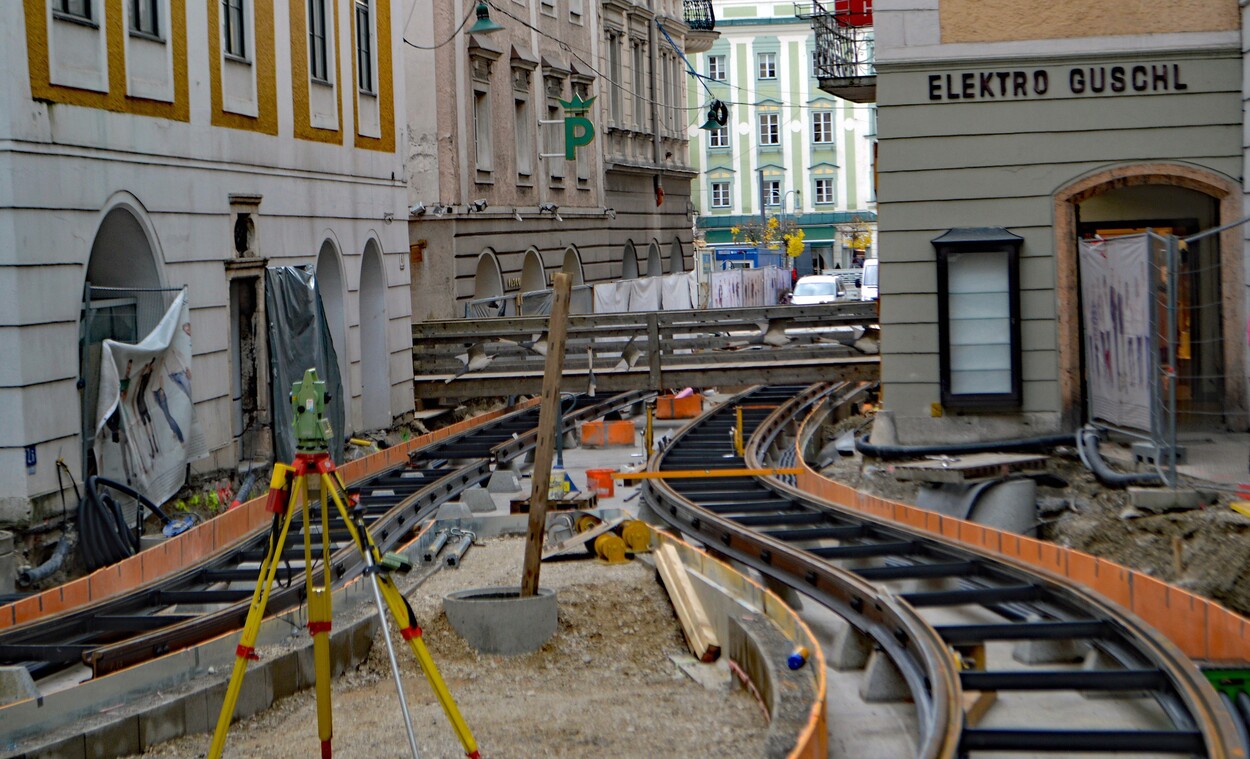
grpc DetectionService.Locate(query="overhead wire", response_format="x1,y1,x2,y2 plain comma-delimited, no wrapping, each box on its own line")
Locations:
402,2,476,50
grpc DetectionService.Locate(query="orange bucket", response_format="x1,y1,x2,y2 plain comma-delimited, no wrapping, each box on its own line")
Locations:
586,468,616,498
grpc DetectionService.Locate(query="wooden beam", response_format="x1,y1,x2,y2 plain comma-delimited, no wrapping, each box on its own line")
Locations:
612,468,802,479
655,542,720,662
521,273,573,598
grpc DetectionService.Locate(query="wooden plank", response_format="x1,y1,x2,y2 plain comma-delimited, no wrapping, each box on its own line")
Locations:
612,468,802,480
521,273,574,598
655,543,720,662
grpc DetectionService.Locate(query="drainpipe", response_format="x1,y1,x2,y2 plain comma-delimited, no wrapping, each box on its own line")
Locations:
648,22,663,182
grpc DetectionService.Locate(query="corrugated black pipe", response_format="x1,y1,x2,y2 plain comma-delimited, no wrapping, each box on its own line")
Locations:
1077,428,1164,488
17,529,74,588
855,432,1075,461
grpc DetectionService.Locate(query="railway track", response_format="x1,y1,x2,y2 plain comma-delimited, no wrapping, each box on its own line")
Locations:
0,391,650,684
642,383,1245,757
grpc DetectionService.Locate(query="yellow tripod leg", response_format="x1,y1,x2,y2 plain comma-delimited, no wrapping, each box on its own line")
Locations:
325,480,481,759
207,475,302,759
309,475,334,758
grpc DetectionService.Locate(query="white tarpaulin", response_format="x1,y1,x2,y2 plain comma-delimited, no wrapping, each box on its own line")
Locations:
94,290,205,504
710,269,743,308
1079,235,1153,431
659,272,694,310
593,281,630,313
627,276,661,311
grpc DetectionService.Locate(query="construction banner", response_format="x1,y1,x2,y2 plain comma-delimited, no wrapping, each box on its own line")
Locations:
1078,235,1153,432
94,289,206,505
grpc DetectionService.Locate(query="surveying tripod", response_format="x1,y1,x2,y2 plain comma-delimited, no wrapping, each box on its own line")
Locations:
209,369,480,759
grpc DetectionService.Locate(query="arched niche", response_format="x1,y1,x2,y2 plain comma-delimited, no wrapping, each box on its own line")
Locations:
87,206,162,289
646,240,662,276
622,241,639,280
521,249,547,292
560,247,584,285
473,250,504,299
669,238,685,273
315,238,349,423
359,240,390,430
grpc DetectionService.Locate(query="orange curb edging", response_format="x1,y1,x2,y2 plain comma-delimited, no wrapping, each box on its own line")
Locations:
793,465,1250,664
0,400,539,631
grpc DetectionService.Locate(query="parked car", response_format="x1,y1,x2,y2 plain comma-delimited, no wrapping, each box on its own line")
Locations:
860,258,879,301
790,274,846,305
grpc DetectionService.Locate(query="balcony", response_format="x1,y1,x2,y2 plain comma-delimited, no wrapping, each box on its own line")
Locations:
797,0,876,103
682,0,718,54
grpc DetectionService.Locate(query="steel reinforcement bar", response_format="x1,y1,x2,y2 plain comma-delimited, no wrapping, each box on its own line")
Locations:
642,382,1245,757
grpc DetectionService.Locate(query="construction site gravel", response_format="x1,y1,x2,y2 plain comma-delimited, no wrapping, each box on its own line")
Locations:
124,537,770,759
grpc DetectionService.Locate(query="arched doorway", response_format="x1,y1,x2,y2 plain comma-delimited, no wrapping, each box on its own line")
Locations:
521,249,546,292
622,241,639,280
359,240,389,430
561,247,585,284
646,241,662,276
315,239,349,426
669,239,685,273
81,202,166,476
1054,163,1244,429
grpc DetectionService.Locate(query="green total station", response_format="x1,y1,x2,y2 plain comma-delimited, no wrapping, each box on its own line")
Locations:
291,368,333,452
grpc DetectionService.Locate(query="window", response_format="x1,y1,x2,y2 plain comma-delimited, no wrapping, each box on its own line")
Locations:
130,0,159,36
546,102,564,184
574,82,591,183
223,0,246,58
474,89,493,173
757,52,776,80
758,113,779,145
515,96,533,177
711,182,730,208
812,111,834,144
355,0,372,92
308,0,329,82
933,228,1024,408
708,55,726,81
814,178,835,204
55,0,92,22
764,181,781,206
607,32,622,125
708,126,728,148
569,0,582,20
632,41,646,130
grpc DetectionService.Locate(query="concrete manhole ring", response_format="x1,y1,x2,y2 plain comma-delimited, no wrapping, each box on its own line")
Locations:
442,586,558,655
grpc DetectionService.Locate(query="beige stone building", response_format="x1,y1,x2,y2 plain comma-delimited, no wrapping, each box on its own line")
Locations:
403,0,716,320
821,0,1247,443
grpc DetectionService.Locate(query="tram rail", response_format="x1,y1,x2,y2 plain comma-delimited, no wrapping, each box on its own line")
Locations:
642,383,1245,757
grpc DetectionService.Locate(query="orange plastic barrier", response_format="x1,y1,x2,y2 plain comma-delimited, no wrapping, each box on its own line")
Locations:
581,420,635,447
656,394,702,419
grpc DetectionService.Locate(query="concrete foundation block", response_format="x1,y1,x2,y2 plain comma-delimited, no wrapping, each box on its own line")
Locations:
269,649,301,700
1012,615,1089,664
867,410,897,447
486,469,521,493
84,715,141,758
830,625,874,671
1128,487,1204,513
0,664,39,706
26,734,87,759
138,697,186,749
0,529,14,595
434,501,473,522
858,649,909,702
461,487,497,513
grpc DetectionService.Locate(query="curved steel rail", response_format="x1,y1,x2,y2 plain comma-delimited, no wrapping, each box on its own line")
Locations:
0,391,651,681
644,383,1245,757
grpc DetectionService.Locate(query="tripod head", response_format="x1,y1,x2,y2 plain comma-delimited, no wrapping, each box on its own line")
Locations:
291,368,333,453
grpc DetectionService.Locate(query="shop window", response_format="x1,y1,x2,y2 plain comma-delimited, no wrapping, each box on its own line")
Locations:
933,227,1023,408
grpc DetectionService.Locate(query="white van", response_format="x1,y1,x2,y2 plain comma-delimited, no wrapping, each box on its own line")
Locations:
860,258,879,301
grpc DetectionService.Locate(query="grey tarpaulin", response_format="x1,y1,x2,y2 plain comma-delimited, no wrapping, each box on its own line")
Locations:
265,266,345,464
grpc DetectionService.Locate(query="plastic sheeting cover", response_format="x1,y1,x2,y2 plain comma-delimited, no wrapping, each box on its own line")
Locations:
265,266,346,464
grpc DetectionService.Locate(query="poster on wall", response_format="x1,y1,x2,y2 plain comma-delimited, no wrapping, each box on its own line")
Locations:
94,289,206,505
1078,235,1153,432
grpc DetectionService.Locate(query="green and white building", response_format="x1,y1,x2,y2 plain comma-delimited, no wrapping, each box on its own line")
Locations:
686,1,878,274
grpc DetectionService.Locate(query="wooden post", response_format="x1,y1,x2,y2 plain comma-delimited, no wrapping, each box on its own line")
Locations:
646,312,661,390
521,273,573,597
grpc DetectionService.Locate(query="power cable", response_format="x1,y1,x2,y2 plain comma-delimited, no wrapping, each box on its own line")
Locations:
402,2,476,50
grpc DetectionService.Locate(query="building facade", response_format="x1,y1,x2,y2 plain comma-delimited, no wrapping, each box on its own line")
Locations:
403,0,714,321
2,0,414,526
859,0,1245,442
687,0,877,275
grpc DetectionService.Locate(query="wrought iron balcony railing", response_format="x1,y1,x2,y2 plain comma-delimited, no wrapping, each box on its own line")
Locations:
684,0,715,31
